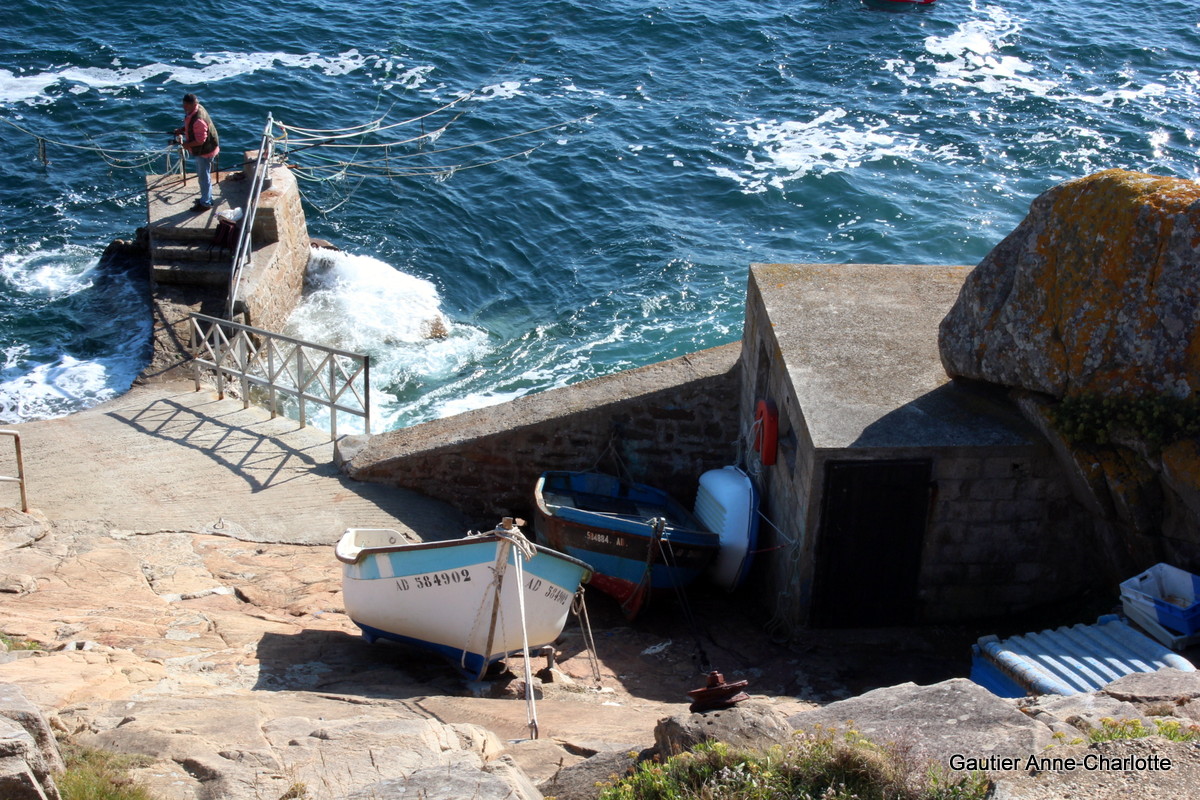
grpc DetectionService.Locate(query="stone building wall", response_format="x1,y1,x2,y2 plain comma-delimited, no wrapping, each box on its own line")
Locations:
737,272,817,632
739,264,1100,637
341,344,743,523
919,446,1095,621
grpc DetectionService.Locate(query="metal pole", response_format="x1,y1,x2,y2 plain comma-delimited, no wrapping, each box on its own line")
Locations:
215,328,226,400
191,317,202,392
268,342,277,419
363,355,371,435
237,333,250,410
329,357,338,440
12,434,27,513
296,346,306,429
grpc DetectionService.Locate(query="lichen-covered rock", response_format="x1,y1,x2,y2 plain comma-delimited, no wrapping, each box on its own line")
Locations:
654,702,794,758
940,170,1200,399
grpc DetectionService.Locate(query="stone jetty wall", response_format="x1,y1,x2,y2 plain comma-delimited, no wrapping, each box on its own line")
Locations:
338,343,743,523
235,154,310,333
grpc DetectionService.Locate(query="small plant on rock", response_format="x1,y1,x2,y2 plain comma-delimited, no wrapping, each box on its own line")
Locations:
1083,716,1200,743
0,631,41,651
597,727,990,800
57,741,156,800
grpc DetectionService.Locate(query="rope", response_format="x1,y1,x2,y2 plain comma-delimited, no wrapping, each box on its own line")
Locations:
276,91,477,141
1,118,177,169
461,528,512,677
492,520,538,560
510,545,539,739
571,588,603,686
655,534,712,673
621,516,665,617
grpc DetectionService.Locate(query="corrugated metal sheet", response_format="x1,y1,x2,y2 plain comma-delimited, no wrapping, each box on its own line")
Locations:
971,614,1196,697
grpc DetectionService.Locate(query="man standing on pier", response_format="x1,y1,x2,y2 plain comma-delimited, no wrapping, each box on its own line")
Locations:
174,93,220,212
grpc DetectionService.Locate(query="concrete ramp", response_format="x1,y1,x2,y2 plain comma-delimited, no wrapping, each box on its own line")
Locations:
2,381,469,545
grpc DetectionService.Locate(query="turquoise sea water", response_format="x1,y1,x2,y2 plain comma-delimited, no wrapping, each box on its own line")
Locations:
1,0,1198,429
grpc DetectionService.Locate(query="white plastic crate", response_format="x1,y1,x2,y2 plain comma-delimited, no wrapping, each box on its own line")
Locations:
1120,563,1200,636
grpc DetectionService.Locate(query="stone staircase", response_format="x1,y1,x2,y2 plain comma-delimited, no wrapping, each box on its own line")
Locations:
145,170,250,289
150,226,234,287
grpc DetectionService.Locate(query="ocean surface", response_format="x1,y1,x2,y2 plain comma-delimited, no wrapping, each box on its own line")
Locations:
1,0,1198,431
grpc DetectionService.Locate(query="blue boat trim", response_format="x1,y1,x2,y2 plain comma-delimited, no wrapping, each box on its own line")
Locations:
354,620,493,678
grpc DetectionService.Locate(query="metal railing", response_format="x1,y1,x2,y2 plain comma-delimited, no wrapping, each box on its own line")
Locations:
226,114,276,318
188,312,371,439
0,430,29,512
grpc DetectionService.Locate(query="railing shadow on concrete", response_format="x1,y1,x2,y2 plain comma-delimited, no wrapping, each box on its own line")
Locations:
188,312,371,441
105,390,467,541
111,395,333,494
0,430,29,511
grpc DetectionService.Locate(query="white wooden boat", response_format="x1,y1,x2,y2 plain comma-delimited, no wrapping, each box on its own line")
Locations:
336,519,593,680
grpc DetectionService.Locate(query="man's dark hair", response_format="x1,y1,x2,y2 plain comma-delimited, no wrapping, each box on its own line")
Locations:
182,92,198,104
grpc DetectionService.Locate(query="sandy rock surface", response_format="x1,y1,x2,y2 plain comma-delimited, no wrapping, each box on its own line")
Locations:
0,510,827,798
5,507,1200,799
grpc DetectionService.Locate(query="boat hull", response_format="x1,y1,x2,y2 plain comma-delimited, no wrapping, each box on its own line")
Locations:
694,466,760,591
533,471,719,617
337,529,592,679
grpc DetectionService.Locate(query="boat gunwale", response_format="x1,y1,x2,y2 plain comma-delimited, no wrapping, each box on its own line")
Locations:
336,529,594,576
533,470,718,547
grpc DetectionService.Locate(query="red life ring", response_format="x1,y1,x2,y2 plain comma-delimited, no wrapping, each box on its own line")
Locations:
753,399,778,466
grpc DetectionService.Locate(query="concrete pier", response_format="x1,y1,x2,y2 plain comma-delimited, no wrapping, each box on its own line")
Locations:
141,153,311,378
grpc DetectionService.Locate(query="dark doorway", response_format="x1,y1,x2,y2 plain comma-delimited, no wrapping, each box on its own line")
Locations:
811,459,932,627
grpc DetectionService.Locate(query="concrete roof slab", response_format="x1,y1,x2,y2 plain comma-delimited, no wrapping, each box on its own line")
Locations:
750,263,1036,450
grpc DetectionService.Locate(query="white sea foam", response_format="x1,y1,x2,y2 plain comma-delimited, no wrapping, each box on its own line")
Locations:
713,108,912,192
283,250,489,431
911,6,1059,97
0,355,130,423
0,246,94,298
0,49,400,106
0,246,149,423
476,81,526,101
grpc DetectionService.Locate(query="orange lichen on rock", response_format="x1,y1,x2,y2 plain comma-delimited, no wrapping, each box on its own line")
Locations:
940,169,1200,400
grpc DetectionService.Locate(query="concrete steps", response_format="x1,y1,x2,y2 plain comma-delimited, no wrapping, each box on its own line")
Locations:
152,258,232,287
145,172,243,288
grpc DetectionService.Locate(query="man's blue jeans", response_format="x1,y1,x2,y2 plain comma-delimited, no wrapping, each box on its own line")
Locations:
195,155,214,206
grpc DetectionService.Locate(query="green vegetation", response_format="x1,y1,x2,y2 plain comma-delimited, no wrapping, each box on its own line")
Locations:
1051,394,1200,448
0,631,41,651
1050,715,1200,748
57,742,156,800
597,728,990,800
1084,716,1200,744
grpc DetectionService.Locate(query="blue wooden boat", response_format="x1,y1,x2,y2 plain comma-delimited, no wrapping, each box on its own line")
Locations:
533,471,720,618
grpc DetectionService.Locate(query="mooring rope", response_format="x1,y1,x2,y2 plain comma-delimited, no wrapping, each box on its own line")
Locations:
571,588,603,686
1,117,177,169
655,534,712,673
509,544,540,739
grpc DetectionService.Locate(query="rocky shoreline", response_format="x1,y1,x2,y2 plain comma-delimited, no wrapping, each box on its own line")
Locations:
3,507,1200,800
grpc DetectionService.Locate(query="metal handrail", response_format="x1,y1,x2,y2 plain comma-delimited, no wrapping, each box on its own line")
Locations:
0,430,29,512
226,113,275,318
188,312,371,439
